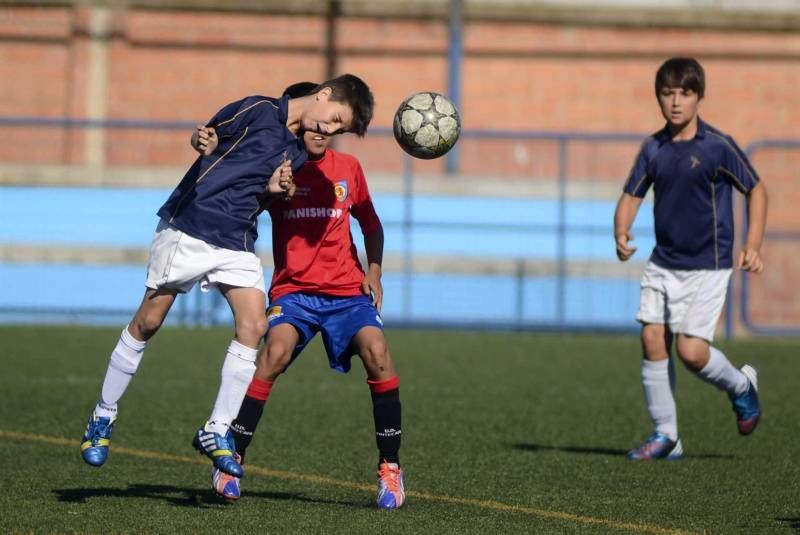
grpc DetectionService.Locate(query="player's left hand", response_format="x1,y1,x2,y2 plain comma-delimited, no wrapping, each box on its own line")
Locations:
737,247,764,273
362,267,383,311
266,160,294,198
281,179,296,200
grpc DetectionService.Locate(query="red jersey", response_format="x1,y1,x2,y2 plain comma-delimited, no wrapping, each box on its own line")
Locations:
267,149,382,301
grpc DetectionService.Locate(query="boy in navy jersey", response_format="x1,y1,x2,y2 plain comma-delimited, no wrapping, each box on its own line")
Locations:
79,75,374,480
209,82,404,508
614,57,767,460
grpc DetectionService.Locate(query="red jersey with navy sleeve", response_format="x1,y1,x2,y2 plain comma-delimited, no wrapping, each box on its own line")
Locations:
267,149,382,302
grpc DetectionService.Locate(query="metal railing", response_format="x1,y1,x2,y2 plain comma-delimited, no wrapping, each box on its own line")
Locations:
736,139,800,336
0,115,797,336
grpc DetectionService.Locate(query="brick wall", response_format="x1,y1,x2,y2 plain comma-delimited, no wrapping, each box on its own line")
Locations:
2,5,798,166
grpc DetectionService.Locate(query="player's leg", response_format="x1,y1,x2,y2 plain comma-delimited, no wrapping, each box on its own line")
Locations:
88,218,206,428
313,294,404,507
208,284,267,430
354,326,400,462
352,325,404,509
641,323,678,440
214,324,301,500
102,288,178,413
675,334,759,435
628,262,683,461
675,269,760,435
192,285,266,478
231,322,300,461
221,297,313,500
81,287,178,467
628,323,684,461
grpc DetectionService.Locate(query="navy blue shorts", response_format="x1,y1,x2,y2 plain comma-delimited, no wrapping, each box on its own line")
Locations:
266,293,384,373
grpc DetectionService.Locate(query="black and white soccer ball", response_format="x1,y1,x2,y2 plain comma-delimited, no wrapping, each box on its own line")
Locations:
392,92,461,159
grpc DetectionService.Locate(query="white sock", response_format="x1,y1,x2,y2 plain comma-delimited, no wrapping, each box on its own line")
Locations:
668,353,677,395
207,340,257,435
642,359,678,441
95,326,147,418
667,355,678,428
697,346,748,396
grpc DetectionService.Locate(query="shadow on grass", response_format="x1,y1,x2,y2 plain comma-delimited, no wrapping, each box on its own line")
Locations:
511,443,735,459
53,484,369,509
774,517,800,530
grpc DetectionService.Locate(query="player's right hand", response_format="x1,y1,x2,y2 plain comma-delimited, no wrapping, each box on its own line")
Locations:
191,125,218,156
615,231,637,261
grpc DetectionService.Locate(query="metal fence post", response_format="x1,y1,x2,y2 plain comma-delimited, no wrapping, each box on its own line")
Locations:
402,153,414,322
446,0,462,175
556,137,568,326
515,258,525,329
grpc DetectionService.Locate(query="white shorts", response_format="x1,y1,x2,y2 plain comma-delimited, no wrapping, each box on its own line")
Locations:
145,219,265,294
636,261,732,342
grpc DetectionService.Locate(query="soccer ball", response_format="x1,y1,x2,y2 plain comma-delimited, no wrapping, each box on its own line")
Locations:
393,92,461,159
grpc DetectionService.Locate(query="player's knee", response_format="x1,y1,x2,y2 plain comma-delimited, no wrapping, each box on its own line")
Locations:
360,339,394,376
675,337,706,371
255,315,269,338
676,350,704,372
262,339,292,369
235,315,268,345
362,337,388,361
132,310,165,339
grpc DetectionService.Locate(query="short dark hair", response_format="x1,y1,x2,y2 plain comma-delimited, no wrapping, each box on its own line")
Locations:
315,73,374,137
283,81,318,99
655,57,705,99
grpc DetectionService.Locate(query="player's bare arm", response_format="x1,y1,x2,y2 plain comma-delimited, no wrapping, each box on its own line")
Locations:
191,125,218,156
738,181,768,273
614,193,643,261
361,229,385,310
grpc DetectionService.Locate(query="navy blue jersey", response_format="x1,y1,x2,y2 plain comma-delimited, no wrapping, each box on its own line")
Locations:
157,95,308,252
624,118,759,270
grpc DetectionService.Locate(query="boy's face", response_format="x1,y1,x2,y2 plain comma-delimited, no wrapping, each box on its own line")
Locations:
658,86,700,129
301,87,354,136
303,131,331,159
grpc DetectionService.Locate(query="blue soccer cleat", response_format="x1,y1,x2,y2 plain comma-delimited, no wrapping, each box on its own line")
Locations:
212,453,242,501
376,461,405,509
627,432,684,461
730,365,760,436
192,422,244,478
80,411,116,467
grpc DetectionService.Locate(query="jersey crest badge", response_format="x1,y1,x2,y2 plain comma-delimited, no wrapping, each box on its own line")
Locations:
334,181,348,202
690,155,701,169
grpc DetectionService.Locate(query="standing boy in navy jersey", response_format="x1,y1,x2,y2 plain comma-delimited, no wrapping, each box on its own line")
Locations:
614,57,768,460
79,75,374,481
209,82,404,508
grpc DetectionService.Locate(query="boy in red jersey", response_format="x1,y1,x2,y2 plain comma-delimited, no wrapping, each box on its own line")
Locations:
211,83,404,508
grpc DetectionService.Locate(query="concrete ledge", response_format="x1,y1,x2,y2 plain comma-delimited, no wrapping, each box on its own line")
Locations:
0,243,644,278
13,0,794,31
0,163,625,199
